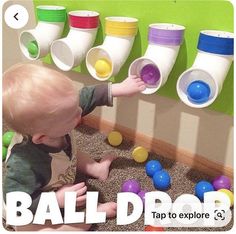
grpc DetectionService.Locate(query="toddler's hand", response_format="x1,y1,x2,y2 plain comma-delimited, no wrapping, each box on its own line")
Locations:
111,75,146,97
55,182,87,208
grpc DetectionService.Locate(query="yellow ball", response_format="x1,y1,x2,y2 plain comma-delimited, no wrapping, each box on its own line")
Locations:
132,146,149,163
94,58,112,78
108,131,123,146
218,189,234,207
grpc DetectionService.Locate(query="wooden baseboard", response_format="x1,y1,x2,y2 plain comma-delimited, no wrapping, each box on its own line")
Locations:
82,115,233,180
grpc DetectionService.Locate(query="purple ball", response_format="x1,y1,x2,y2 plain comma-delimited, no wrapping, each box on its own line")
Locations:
140,64,160,86
138,190,147,204
121,179,141,194
212,175,231,190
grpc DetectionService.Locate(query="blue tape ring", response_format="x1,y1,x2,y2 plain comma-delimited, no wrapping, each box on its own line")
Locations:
197,32,234,55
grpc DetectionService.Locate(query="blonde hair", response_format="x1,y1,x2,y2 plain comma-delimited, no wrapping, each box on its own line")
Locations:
3,63,77,135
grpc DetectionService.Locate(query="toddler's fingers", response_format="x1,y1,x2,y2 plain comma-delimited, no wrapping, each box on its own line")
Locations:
76,186,87,197
137,83,146,89
139,85,146,91
137,80,145,85
76,195,87,205
72,182,85,191
135,78,142,82
130,75,138,79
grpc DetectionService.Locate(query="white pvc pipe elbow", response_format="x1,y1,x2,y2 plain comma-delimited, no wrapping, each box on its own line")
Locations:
177,30,234,108
51,11,99,71
129,23,185,94
19,6,66,60
86,17,138,81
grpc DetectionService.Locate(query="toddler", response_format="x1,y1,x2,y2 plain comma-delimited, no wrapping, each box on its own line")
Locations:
2,63,145,231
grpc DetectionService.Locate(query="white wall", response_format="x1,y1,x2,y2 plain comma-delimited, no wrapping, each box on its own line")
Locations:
2,0,233,168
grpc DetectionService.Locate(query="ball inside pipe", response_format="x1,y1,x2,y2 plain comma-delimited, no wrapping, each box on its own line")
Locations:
187,80,210,104
140,64,160,86
95,58,112,78
27,41,38,58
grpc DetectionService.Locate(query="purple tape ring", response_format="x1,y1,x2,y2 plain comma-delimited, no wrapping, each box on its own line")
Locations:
148,24,185,46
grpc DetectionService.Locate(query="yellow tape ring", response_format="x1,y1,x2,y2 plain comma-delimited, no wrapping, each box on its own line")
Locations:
105,17,138,36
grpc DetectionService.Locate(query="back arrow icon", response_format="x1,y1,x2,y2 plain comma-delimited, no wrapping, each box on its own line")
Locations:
14,13,18,21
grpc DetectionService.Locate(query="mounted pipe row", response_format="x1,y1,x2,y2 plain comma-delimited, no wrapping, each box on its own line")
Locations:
19,5,234,108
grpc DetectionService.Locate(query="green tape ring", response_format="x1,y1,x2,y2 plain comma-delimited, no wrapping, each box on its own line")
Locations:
37,6,66,22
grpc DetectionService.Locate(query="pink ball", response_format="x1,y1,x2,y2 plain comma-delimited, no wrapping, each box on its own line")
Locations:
121,179,141,194
140,64,160,86
212,175,231,190
138,190,147,204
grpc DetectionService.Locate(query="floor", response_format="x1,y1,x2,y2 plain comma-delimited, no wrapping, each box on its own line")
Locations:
74,125,233,231
2,123,233,231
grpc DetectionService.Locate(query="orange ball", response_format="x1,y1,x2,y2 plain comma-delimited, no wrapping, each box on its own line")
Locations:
144,225,165,231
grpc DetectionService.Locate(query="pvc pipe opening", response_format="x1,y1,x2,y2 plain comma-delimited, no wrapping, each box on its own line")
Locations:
197,30,233,55
36,5,66,22
87,16,138,81
69,10,99,17
51,10,99,71
149,23,185,30
106,17,138,22
51,40,74,71
177,30,233,108
129,58,162,94
37,5,65,10
105,17,138,37
129,23,184,94
69,10,99,29
148,23,185,46
19,31,40,60
19,5,66,60
177,68,218,108
86,47,113,81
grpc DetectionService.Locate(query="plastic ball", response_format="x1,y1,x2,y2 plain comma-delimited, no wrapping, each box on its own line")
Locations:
2,131,15,147
218,189,234,207
153,170,171,191
212,175,231,190
2,146,7,161
187,80,210,104
145,160,162,177
140,64,160,86
195,180,214,201
95,58,112,78
144,225,164,231
121,179,141,194
107,131,123,146
138,190,147,205
132,146,149,163
27,41,38,58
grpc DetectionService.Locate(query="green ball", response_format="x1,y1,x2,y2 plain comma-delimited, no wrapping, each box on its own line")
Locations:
2,146,7,161
2,131,15,147
27,41,38,57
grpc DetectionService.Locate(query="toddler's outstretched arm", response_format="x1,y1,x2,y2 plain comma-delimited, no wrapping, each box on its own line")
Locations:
111,75,146,97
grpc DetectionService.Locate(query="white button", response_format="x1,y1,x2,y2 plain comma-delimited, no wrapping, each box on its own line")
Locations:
4,4,29,29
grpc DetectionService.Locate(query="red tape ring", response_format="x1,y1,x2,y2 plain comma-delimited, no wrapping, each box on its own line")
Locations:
69,14,99,29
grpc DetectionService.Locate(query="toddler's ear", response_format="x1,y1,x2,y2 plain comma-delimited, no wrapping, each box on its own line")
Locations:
32,134,45,144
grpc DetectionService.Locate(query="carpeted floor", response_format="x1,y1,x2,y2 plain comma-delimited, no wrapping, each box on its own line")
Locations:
74,125,233,231
2,123,233,231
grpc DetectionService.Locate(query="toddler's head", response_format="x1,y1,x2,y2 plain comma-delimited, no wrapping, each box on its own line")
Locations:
3,64,82,138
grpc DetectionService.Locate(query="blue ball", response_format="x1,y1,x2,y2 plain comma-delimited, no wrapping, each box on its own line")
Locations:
195,180,214,201
187,80,210,104
145,160,162,177
153,170,171,190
